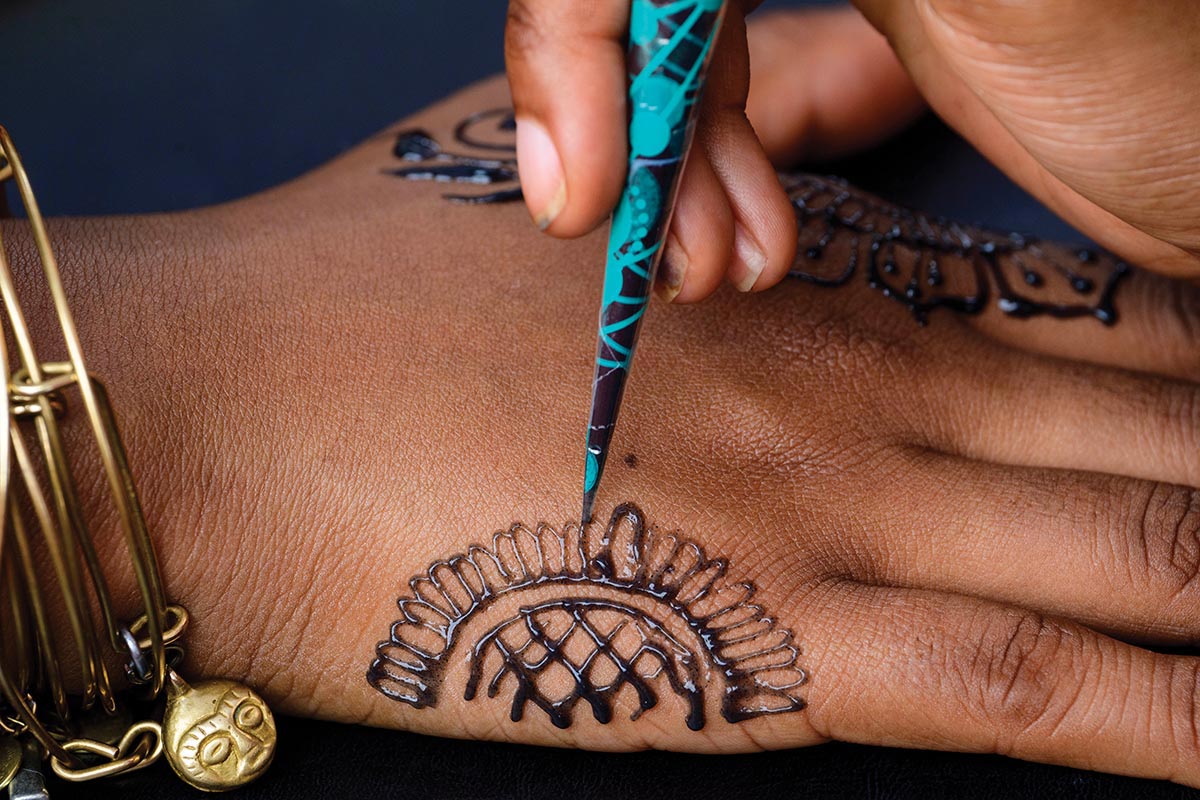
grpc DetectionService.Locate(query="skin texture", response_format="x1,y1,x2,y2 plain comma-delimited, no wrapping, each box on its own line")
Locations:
7,76,1200,784
505,3,1200,300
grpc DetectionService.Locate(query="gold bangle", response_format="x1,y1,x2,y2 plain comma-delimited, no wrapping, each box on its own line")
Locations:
0,127,275,792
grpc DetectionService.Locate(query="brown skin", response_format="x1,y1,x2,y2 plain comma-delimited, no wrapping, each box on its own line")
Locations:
8,75,1200,783
507,3,1200,299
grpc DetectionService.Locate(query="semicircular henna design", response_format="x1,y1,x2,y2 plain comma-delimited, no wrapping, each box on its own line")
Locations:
367,503,807,731
386,108,1130,325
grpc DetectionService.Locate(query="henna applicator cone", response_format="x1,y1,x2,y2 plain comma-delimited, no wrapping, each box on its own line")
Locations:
582,0,728,525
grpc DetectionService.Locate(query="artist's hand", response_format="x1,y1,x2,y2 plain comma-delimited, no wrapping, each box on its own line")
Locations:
508,1,1200,303
751,1,1200,281
505,0,798,301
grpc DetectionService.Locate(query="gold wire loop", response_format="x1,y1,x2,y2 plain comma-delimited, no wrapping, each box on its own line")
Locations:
9,366,78,398
0,695,33,736
0,126,184,783
7,393,65,418
0,126,170,694
51,721,163,782
129,604,189,651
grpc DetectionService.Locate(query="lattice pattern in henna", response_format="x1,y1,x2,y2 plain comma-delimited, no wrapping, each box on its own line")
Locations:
466,599,706,730
368,504,807,731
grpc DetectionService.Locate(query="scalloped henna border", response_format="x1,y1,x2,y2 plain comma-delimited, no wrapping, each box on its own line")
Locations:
367,503,807,729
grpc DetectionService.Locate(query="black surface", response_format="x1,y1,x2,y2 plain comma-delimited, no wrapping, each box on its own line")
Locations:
50,715,1200,800
0,0,1181,798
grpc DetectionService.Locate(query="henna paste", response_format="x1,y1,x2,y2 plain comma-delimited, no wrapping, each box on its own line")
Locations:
784,174,1128,325
368,503,807,731
387,109,521,204
386,109,1130,325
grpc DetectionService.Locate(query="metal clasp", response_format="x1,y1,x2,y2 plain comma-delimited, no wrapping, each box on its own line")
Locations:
49,721,163,782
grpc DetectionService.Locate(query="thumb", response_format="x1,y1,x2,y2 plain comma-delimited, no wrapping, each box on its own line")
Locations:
505,0,628,237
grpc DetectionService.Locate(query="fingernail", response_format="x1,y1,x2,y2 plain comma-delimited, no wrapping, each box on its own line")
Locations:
656,234,687,302
515,117,566,231
730,224,767,292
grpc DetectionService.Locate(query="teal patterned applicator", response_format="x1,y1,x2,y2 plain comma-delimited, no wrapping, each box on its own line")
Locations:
582,0,728,524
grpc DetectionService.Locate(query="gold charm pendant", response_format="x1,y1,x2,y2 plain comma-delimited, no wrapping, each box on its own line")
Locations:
162,670,276,792
0,736,21,790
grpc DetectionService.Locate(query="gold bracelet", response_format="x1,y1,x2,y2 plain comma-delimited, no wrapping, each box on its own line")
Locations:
0,127,275,793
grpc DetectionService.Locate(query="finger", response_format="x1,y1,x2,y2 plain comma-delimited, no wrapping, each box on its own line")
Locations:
838,449,1200,645
746,7,925,165
803,580,1200,787
851,0,1200,279
781,169,1200,382
965,266,1200,384
506,0,627,236
909,328,1200,488
697,11,797,294
656,151,734,303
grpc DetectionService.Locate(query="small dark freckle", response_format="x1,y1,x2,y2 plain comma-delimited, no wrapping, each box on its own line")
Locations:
623,453,639,469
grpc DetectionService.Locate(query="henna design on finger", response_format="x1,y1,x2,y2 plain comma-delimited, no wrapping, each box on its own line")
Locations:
385,108,1130,324
784,174,1129,325
367,503,807,731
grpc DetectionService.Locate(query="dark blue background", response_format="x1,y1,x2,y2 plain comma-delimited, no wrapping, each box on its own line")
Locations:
0,0,1078,241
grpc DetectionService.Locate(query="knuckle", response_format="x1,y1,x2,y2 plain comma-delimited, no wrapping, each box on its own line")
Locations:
504,0,546,62
795,312,924,385
1127,483,1200,601
1166,659,1200,763
966,611,1082,747
1172,387,1200,473
1154,278,1200,382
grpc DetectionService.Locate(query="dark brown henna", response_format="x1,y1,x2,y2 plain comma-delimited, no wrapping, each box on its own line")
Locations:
368,504,807,731
386,109,1130,325
784,174,1128,325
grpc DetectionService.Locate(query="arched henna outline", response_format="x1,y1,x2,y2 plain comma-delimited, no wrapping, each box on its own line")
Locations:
367,503,807,731
386,109,1130,325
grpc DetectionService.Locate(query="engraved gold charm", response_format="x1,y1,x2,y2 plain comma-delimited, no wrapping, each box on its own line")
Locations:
162,671,276,792
0,736,21,790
